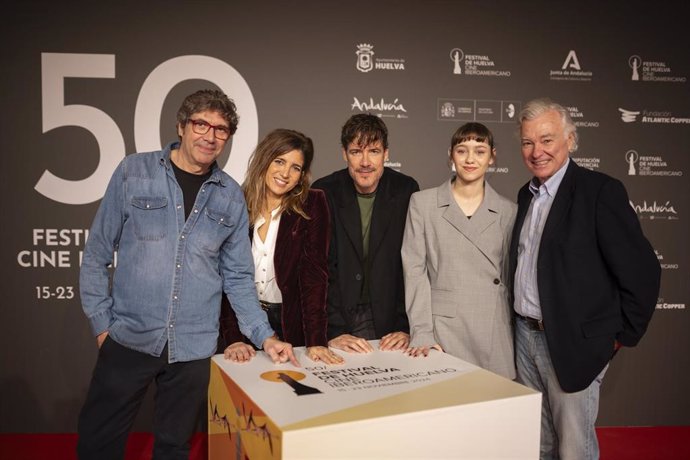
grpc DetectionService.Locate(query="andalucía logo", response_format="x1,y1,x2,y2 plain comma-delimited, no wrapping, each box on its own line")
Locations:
629,199,679,220
351,97,408,118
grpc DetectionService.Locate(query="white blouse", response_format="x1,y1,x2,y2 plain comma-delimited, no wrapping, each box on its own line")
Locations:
252,207,283,303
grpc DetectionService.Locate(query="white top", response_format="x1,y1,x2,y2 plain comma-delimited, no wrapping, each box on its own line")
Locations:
252,207,283,303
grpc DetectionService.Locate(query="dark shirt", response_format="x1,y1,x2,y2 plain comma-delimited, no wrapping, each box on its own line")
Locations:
170,160,213,219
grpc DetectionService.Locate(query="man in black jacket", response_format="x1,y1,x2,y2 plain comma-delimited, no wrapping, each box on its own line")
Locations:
313,114,419,353
510,98,660,459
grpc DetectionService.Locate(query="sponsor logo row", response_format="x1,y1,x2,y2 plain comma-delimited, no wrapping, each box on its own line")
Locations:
354,44,687,83
349,96,690,129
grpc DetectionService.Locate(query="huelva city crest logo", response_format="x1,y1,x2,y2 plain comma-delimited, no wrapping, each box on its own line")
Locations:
356,43,374,72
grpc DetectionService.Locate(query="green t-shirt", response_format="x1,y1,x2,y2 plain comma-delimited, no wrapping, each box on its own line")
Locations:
357,191,376,303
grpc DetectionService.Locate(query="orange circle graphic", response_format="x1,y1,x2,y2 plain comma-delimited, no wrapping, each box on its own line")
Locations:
260,370,307,382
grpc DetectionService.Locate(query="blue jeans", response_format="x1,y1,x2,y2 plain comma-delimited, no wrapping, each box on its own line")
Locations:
515,316,607,460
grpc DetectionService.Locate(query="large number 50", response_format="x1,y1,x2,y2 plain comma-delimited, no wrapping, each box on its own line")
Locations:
38,53,258,205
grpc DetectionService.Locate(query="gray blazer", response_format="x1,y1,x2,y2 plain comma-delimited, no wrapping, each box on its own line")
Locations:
402,179,517,379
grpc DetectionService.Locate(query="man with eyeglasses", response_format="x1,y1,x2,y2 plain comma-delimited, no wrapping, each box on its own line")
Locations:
77,89,298,460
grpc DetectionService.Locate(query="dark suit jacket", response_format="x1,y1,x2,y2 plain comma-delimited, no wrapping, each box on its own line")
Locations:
219,189,330,348
509,160,660,392
312,168,419,339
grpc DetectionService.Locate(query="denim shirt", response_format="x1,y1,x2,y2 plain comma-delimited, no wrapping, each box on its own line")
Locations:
80,142,273,362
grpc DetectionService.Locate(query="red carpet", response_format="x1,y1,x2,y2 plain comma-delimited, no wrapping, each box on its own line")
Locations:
1,427,688,459
0,433,206,460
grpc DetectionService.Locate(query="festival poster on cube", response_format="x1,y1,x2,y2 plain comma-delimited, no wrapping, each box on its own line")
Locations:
208,341,538,459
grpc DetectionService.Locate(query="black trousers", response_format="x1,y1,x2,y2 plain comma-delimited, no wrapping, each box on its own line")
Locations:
77,337,210,460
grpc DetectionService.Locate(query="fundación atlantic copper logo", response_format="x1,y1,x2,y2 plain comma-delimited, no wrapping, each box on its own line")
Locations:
260,371,322,396
618,108,640,123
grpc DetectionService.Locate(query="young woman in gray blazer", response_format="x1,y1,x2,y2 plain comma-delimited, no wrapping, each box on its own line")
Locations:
402,122,517,379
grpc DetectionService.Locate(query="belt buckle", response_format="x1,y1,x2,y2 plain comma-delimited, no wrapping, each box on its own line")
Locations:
519,314,544,331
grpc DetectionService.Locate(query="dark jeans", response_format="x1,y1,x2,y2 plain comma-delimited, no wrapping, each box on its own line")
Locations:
77,337,210,460
261,301,283,340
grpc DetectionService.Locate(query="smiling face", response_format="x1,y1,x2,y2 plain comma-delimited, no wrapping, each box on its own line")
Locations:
450,138,494,185
175,110,229,174
343,138,389,194
264,149,304,203
520,109,574,183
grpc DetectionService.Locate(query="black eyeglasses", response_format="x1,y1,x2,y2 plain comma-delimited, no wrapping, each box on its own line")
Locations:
187,119,231,140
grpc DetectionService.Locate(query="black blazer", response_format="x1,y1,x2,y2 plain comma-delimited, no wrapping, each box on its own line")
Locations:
509,161,660,392
313,168,419,339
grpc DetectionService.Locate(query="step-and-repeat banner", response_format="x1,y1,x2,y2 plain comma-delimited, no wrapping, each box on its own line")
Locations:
1,1,687,431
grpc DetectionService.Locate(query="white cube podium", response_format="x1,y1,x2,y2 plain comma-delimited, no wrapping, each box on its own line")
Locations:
208,341,540,459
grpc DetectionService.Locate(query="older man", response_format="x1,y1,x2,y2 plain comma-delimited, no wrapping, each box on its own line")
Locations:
510,97,660,459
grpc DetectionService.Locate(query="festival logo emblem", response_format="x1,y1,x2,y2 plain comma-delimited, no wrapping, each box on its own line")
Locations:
627,54,686,82
261,371,322,396
624,149,682,177
629,55,641,81
450,48,464,74
626,150,639,175
449,47,510,77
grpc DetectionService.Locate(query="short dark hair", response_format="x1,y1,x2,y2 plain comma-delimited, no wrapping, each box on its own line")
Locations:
176,89,239,135
450,122,495,150
340,113,388,150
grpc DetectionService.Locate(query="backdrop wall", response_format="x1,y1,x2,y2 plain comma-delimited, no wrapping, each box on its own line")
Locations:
1,0,688,432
